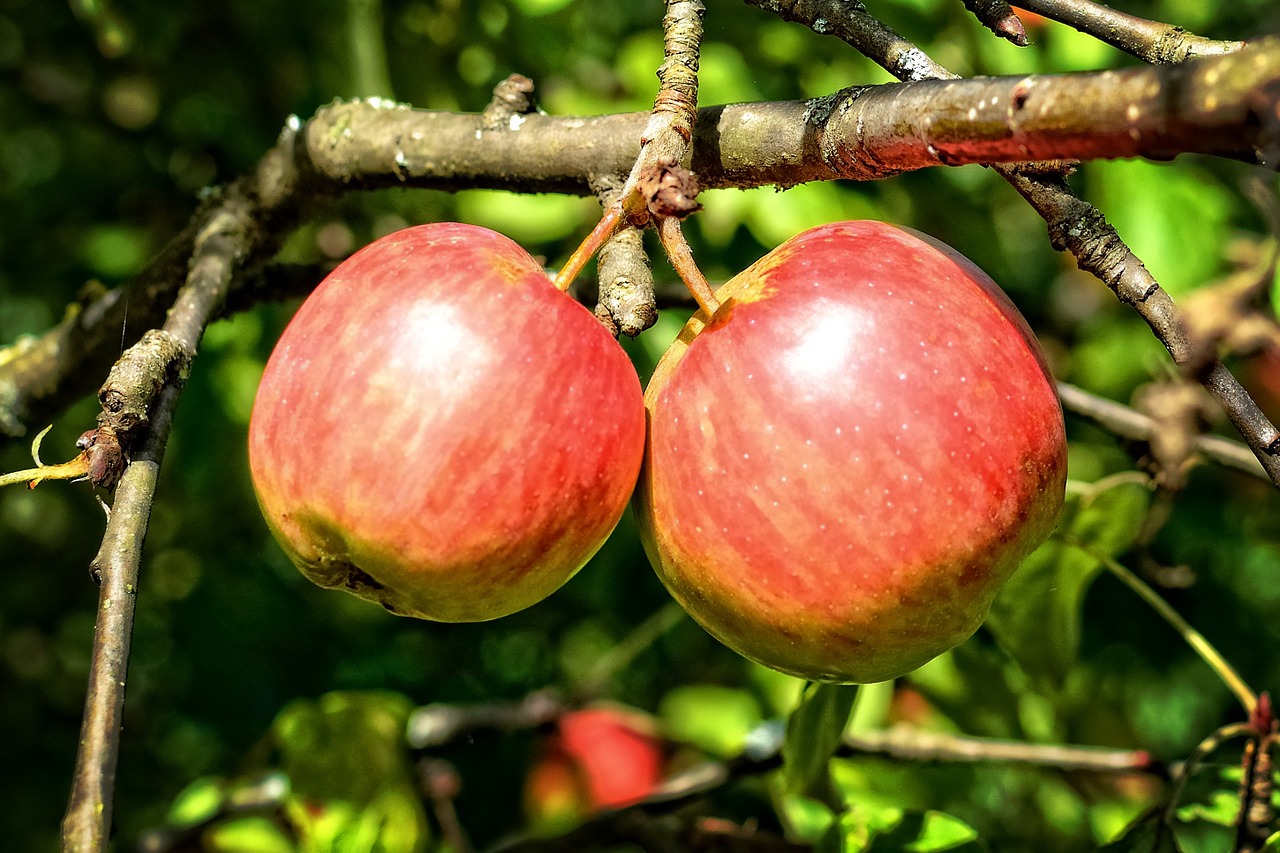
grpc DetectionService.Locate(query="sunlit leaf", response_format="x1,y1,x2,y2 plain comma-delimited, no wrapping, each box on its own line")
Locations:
816,805,985,852
1175,789,1241,827
167,776,226,828
779,792,837,843
782,682,859,798
985,473,1152,684
659,684,763,757
1087,160,1235,298
205,815,296,853
1099,808,1184,852
273,692,429,853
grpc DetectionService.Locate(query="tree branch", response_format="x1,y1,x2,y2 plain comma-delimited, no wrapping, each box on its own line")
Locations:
1057,381,1267,479
1012,0,1244,63
59,118,307,853
1005,170,1280,484
740,0,1280,489
1,45,1278,440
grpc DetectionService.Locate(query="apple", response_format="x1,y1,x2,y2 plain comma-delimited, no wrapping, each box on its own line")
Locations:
634,221,1067,683
523,707,665,829
248,223,646,622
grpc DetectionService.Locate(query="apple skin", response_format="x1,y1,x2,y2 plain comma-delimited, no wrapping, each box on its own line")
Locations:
248,223,646,622
633,221,1067,683
523,707,664,828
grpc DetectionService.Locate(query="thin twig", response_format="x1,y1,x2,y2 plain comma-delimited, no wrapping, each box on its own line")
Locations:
60,384,179,853
576,601,687,697
961,0,1029,46
1012,0,1243,63
1057,381,1267,479
1062,536,1257,715
1006,170,1280,487
406,690,567,750
841,727,1160,773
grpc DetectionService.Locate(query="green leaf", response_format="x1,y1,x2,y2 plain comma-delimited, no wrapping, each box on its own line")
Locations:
167,776,226,829
205,815,297,853
985,473,1152,684
1099,808,1184,852
1175,789,1241,827
1087,160,1236,298
1070,472,1153,557
659,684,763,758
272,691,429,853
782,683,859,799
816,806,984,853
1262,829,1280,852
779,793,837,843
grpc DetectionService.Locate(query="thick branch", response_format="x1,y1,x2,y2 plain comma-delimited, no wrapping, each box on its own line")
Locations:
3,43,1279,441
741,0,1280,487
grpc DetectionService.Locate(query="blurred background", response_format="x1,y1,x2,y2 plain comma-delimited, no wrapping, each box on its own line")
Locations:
2,0,1280,850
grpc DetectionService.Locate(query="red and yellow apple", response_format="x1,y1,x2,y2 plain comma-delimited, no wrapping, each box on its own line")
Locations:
249,223,646,622
634,221,1067,683
523,707,665,829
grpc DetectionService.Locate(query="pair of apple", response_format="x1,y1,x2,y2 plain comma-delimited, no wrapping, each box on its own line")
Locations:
248,220,1066,684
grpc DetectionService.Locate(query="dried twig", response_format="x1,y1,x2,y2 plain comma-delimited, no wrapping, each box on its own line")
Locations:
1057,381,1266,480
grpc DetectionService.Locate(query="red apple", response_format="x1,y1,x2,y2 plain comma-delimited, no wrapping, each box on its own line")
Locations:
523,707,665,829
248,223,646,622
634,221,1067,683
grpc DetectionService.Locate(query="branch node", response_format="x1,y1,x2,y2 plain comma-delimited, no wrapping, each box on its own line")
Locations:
481,73,541,131
97,329,192,443
637,160,702,219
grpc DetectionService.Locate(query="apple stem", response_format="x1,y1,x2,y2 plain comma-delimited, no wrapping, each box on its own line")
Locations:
577,601,686,696
553,206,626,292
0,424,93,489
1063,535,1257,715
657,216,719,316
0,457,92,489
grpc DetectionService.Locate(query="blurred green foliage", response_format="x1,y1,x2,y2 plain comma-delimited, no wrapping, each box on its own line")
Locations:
3,0,1280,851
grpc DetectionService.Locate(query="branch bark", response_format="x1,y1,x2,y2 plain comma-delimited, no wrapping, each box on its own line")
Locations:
740,1,1280,487
3,41,1278,440
1012,0,1243,63
60,119,315,853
